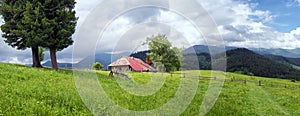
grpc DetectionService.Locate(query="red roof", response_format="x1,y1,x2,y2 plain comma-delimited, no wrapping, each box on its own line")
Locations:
109,56,155,72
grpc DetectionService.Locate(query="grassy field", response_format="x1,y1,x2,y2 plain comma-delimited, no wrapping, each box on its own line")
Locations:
0,63,300,115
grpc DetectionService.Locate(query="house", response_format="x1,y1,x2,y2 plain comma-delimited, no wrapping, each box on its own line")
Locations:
108,56,155,73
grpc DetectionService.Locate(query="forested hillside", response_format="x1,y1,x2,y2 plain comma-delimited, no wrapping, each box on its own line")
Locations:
264,54,300,67
134,48,300,80
225,48,300,80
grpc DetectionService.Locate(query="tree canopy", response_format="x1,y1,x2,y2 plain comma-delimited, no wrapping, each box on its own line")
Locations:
0,0,77,70
41,0,77,70
146,34,183,72
92,62,104,70
0,0,44,67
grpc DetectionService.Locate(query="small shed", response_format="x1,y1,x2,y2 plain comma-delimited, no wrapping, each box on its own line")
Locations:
108,56,155,73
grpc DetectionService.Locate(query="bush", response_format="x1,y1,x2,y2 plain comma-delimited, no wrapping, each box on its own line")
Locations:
92,62,104,70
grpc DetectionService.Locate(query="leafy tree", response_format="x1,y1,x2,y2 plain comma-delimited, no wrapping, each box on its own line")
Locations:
146,34,183,72
92,62,104,70
0,0,44,67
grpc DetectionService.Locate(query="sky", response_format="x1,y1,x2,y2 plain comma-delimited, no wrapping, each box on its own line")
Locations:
0,0,300,64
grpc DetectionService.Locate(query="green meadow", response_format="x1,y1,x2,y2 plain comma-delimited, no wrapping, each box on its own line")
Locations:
1,63,300,115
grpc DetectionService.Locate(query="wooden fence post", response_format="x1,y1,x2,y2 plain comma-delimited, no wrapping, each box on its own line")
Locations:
259,80,262,86
109,71,114,77
244,79,247,84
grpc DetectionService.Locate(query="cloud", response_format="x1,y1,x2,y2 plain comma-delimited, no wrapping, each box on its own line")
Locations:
291,27,300,36
286,0,300,6
286,0,293,7
95,8,202,54
0,36,32,64
1,0,300,64
197,0,300,49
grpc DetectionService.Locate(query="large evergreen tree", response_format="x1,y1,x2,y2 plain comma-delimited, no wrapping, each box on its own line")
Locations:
0,0,44,67
41,0,77,70
0,0,77,70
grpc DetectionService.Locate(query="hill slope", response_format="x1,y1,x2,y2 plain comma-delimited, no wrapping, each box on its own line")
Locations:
185,45,300,58
0,63,300,115
225,48,300,80
184,45,237,54
133,49,300,80
264,54,300,67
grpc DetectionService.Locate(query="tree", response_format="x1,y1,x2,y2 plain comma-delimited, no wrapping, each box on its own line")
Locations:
0,0,76,70
0,0,44,68
92,62,104,70
146,34,183,72
38,47,45,62
41,0,77,70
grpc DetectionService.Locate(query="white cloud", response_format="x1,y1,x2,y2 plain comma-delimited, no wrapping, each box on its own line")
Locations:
290,27,300,36
196,0,300,49
59,0,300,53
3,57,31,65
286,0,300,7
1,0,300,64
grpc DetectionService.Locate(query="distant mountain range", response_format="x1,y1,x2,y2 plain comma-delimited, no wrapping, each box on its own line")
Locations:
184,45,300,58
132,46,300,80
252,48,300,58
42,45,300,77
42,61,73,68
264,54,300,67
183,48,300,80
224,48,300,80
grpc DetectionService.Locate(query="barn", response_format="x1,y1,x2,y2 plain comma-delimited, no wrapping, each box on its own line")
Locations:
108,56,155,73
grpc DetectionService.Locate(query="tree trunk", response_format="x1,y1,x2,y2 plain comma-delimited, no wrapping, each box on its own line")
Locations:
50,48,58,70
31,47,43,68
31,48,37,67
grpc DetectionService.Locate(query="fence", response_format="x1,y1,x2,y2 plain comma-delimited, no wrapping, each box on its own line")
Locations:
226,76,300,89
179,72,300,89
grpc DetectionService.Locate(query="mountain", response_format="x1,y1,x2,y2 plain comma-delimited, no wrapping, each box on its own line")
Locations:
183,53,212,70
185,45,300,58
42,61,73,68
225,48,300,80
185,48,300,80
131,48,300,80
130,50,150,62
264,54,300,67
71,45,300,79
250,48,300,58
184,45,237,54
74,52,130,69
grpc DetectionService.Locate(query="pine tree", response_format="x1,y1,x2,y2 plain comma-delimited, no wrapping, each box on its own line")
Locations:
0,0,44,67
41,0,77,70
1,0,77,70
